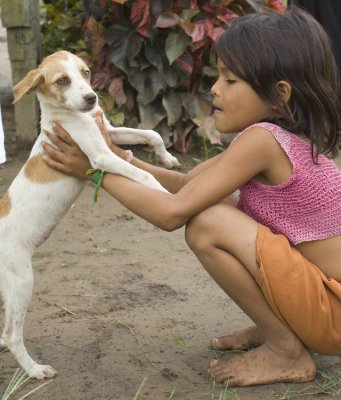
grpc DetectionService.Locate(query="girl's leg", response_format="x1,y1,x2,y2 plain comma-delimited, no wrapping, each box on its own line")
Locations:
185,203,316,386
209,325,264,351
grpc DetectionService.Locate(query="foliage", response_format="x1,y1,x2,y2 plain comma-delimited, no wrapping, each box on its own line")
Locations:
41,0,286,152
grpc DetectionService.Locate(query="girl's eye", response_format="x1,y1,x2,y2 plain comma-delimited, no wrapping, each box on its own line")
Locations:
55,77,70,86
226,78,237,84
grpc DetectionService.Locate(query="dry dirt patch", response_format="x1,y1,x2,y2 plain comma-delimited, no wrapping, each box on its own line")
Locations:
0,153,340,400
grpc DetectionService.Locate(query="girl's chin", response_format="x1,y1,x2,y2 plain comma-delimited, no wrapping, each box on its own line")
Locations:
215,122,234,134
214,118,246,134
214,115,232,133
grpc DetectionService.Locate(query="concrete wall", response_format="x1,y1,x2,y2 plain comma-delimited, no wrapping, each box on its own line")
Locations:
2,0,40,144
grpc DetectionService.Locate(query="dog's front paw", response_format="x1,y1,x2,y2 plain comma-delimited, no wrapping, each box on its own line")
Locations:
157,152,180,168
28,364,57,379
143,175,169,193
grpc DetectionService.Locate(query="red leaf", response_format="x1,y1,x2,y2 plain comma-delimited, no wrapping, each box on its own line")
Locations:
131,0,149,24
155,11,179,29
173,120,193,153
108,77,127,105
179,20,196,37
131,0,150,37
175,52,193,74
204,17,213,37
92,72,112,91
172,0,184,14
217,10,239,24
267,0,286,12
205,17,224,41
190,21,205,43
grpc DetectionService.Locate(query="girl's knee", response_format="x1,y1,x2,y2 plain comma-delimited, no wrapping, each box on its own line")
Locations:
185,205,227,251
185,212,208,251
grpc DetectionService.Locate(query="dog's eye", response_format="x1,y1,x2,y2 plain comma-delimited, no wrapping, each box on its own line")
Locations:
55,77,70,86
83,70,90,78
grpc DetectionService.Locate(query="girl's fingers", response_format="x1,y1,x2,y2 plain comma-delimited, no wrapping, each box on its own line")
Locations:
44,130,68,152
52,123,77,146
43,153,67,173
42,141,65,163
94,110,104,118
95,115,106,136
95,115,111,146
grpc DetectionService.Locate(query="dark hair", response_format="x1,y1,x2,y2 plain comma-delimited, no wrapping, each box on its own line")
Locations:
214,7,340,159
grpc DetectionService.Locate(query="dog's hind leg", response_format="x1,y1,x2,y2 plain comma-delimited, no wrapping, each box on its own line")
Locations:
1,259,57,379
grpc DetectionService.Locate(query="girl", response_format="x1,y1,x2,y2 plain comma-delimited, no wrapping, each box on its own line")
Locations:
43,8,341,387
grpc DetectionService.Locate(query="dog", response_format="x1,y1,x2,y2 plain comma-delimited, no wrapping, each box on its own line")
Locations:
0,50,179,379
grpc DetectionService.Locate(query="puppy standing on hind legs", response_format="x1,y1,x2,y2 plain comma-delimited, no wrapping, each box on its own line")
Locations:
0,50,179,379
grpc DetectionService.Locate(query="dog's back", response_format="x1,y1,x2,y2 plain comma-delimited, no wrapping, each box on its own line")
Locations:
0,137,84,253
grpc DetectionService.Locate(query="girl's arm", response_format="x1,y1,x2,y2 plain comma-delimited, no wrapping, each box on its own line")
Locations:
45,121,225,194
130,151,225,193
95,113,226,192
43,125,275,231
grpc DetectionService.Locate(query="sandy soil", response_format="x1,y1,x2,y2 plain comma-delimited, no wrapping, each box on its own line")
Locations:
0,147,340,400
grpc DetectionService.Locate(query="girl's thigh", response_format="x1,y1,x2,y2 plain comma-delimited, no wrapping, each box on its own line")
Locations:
185,203,260,279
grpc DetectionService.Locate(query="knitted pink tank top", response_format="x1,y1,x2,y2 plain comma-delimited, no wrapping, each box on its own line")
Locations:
236,122,341,244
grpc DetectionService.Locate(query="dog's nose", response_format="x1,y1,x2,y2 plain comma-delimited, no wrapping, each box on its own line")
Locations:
84,93,97,105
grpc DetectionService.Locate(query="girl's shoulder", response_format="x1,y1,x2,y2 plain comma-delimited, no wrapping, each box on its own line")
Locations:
234,122,310,157
242,122,299,143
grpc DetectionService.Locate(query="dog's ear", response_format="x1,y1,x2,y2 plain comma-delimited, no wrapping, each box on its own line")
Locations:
12,68,44,104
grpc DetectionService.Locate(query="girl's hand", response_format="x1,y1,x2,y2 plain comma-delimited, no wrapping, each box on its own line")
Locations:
42,124,91,179
94,111,127,160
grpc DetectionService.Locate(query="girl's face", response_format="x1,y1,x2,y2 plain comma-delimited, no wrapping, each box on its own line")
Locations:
211,59,274,133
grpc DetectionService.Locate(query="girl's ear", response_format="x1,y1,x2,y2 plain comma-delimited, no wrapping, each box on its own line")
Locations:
275,80,292,104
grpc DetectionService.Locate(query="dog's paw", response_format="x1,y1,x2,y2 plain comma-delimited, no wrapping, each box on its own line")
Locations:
140,171,169,192
28,364,57,379
157,152,180,169
0,338,6,348
143,175,169,193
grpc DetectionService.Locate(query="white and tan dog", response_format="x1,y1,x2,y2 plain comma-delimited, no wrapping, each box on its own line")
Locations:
0,50,179,379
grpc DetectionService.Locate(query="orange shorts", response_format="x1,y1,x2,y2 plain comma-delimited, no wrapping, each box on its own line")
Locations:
256,224,341,355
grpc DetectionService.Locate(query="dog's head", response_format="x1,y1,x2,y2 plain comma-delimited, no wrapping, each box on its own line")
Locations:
13,51,97,112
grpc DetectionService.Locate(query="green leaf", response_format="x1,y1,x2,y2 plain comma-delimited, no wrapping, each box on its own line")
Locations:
163,64,180,87
138,101,167,129
144,43,163,70
105,23,132,71
165,31,190,65
202,65,218,77
110,112,125,126
126,33,144,63
129,67,166,105
181,92,198,119
154,120,172,148
181,8,200,20
162,92,182,125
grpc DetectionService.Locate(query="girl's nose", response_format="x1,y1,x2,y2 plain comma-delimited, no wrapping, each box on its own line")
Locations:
211,83,218,97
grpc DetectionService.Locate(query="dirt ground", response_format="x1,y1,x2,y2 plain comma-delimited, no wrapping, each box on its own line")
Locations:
0,142,341,399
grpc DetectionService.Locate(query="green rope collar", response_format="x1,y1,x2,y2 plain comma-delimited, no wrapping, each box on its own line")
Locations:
86,169,107,203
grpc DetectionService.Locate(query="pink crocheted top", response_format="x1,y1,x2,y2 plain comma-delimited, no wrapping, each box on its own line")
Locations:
236,122,341,244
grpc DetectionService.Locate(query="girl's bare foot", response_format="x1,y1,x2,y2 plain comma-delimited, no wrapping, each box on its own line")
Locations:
209,326,265,351
208,342,316,387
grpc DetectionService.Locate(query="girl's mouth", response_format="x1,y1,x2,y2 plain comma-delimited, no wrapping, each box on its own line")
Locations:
213,102,223,113
214,106,223,114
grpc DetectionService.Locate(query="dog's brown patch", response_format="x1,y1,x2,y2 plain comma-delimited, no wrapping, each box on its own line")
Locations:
24,155,65,183
0,191,11,218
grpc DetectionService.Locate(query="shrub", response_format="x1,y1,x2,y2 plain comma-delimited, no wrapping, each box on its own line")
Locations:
41,0,286,152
